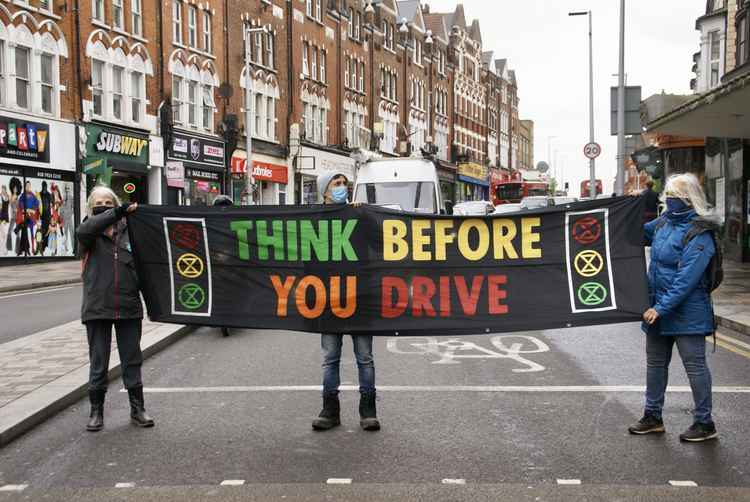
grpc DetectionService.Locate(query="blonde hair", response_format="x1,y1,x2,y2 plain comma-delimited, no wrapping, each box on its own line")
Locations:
86,185,121,217
661,173,715,219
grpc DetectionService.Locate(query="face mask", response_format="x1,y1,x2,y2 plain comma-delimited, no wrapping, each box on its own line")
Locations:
330,186,348,204
665,197,689,213
92,206,110,216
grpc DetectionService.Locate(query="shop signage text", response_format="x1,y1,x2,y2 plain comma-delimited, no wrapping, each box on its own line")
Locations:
95,132,148,157
458,162,488,181
85,125,149,166
0,116,50,163
169,132,225,168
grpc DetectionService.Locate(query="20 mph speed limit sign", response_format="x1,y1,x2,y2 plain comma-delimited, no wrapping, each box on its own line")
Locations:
583,142,601,159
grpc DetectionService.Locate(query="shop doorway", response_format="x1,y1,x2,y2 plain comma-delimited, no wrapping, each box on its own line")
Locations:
110,172,148,204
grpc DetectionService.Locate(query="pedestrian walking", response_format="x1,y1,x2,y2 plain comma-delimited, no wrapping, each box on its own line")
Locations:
77,186,154,432
642,180,659,223
312,171,380,432
629,173,719,442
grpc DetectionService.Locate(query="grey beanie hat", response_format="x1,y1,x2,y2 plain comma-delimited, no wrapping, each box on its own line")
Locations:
317,171,348,201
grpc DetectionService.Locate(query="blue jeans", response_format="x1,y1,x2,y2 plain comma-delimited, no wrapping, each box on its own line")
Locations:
645,334,713,424
321,334,375,396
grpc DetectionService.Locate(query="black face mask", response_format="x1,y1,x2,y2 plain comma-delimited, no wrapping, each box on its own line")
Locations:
92,206,110,216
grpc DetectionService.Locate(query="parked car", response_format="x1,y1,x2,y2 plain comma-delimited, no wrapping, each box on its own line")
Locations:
520,196,552,210
550,196,577,207
452,201,495,216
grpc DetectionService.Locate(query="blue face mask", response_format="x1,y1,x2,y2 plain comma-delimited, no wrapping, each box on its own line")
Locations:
330,186,348,204
665,197,689,213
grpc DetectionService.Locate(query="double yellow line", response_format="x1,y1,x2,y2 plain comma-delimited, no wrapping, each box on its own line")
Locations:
708,332,750,359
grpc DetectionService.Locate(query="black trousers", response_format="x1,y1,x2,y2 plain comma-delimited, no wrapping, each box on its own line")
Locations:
86,319,143,391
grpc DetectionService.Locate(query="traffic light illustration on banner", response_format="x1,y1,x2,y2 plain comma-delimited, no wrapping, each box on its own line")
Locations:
566,210,617,313
164,218,212,317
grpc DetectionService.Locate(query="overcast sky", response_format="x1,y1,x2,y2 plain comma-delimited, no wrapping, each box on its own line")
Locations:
425,0,704,196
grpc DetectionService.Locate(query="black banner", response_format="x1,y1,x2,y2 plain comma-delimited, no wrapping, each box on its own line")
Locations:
128,197,648,335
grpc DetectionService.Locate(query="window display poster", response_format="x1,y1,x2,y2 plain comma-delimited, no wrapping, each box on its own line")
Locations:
0,167,76,258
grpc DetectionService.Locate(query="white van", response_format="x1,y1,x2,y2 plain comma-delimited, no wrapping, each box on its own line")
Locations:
353,158,449,214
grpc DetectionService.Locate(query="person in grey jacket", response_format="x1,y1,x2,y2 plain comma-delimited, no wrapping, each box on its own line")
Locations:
78,186,154,432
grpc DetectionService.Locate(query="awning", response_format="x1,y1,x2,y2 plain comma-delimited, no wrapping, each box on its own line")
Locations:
230,150,288,184
647,72,750,138
458,175,489,187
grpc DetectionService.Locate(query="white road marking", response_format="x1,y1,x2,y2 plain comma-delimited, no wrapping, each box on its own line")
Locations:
557,479,582,485
132,385,750,394
0,286,75,300
669,480,698,487
387,335,549,371
0,485,28,492
220,480,246,486
441,479,467,485
326,478,352,485
115,482,135,488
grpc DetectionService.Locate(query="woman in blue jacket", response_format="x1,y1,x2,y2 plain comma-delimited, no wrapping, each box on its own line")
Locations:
629,173,719,442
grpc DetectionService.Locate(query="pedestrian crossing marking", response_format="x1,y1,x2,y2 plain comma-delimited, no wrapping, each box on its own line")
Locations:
668,480,698,487
0,485,28,492
442,479,467,485
557,479,582,485
115,482,135,488
326,478,352,484
220,480,246,486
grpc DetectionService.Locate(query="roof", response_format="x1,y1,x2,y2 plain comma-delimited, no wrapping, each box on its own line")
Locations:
469,19,482,44
423,13,449,43
436,3,465,31
509,69,517,86
495,59,507,76
396,0,420,23
481,51,494,68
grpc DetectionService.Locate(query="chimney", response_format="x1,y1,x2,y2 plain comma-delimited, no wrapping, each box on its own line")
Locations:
422,4,430,14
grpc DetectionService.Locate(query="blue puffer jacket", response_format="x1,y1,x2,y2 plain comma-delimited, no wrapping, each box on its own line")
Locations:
643,209,716,336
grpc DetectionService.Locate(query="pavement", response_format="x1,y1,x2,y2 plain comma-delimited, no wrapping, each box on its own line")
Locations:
0,260,81,293
712,259,750,336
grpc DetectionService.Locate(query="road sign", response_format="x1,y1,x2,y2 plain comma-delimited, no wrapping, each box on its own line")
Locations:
583,142,601,159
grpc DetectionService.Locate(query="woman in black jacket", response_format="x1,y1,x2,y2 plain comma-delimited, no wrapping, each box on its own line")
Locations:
78,186,154,432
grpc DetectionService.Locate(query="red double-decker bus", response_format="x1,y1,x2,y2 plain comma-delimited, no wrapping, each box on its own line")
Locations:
492,180,551,205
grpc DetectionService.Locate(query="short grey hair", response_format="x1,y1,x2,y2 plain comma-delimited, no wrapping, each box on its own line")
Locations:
86,185,121,217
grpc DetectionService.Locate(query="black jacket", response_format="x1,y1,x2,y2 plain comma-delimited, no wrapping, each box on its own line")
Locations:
78,209,143,322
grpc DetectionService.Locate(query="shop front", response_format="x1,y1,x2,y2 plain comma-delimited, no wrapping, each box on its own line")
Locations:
230,150,289,205
646,71,750,262
168,131,226,206
436,159,457,206
82,124,151,204
457,162,489,202
0,114,77,260
293,145,356,204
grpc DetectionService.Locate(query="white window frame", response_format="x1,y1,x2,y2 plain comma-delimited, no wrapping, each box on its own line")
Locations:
188,6,198,48
93,0,105,22
203,11,212,53
188,79,198,126
315,0,322,21
302,42,309,76
112,65,124,120
202,84,215,131
14,46,31,111
173,1,183,45
91,58,105,117
306,0,312,17
266,95,274,138
112,0,124,30
0,42,5,105
311,47,317,81
265,32,273,68
344,56,350,88
40,53,55,115
131,0,143,37
130,71,144,123
172,74,184,124
319,50,325,82
359,61,364,92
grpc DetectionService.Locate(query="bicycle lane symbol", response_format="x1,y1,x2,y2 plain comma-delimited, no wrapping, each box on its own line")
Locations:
386,335,550,372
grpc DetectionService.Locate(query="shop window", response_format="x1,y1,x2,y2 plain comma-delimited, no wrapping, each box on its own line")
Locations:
113,0,124,30
15,46,30,110
40,53,55,114
132,0,143,37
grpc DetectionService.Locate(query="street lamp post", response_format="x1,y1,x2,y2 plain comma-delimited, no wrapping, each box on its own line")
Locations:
616,0,626,195
569,10,596,199
244,25,268,205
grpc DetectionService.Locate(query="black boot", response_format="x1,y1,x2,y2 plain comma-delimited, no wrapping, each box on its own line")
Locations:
312,394,341,430
127,386,155,428
86,389,105,432
359,391,381,431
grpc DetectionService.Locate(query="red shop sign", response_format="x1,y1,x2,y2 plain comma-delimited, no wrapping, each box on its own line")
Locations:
230,151,288,184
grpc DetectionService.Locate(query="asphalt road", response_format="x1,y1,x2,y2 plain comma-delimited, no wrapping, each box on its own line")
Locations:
0,284,82,344
1,322,749,500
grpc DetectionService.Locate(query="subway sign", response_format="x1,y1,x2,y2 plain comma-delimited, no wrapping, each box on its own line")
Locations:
0,116,50,163
85,124,149,166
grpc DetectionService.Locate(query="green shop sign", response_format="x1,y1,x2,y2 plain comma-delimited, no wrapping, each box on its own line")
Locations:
84,124,149,170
